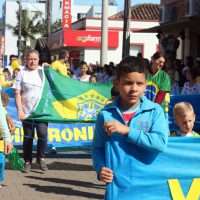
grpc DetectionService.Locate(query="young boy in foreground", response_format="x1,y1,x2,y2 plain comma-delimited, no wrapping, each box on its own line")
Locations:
0,87,13,188
92,58,169,188
173,102,199,137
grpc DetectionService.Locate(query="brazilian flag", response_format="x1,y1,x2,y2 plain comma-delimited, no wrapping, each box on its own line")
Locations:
28,68,112,122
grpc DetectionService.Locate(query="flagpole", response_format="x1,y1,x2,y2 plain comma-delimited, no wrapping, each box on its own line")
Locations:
100,0,108,66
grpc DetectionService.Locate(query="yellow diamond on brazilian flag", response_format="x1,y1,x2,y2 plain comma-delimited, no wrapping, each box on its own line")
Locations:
52,89,109,120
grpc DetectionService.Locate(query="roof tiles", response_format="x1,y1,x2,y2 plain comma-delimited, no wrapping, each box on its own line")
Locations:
110,3,160,21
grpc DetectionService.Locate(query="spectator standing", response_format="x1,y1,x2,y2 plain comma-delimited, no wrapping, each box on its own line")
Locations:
2,68,12,81
51,50,70,76
182,56,194,77
74,61,91,82
167,67,180,95
181,67,200,95
11,58,22,80
100,64,114,83
89,74,97,83
0,68,13,88
5,55,18,76
13,49,48,173
145,52,171,113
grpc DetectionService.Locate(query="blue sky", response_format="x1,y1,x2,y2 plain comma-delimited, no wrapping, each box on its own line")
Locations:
0,0,4,17
75,0,160,10
0,0,160,17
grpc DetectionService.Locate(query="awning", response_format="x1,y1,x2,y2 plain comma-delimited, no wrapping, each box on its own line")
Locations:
137,16,200,33
47,30,64,50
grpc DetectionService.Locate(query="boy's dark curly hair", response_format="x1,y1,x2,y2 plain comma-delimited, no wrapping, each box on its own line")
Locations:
116,56,148,80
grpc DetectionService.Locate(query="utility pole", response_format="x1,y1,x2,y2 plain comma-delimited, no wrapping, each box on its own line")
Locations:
17,0,22,57
46,0,51,36
100,0,108,67
122,0,131,59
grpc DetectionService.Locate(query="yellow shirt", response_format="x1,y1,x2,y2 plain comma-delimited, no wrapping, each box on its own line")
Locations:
51,60,70,77
0,140,3,152
0,68,13,87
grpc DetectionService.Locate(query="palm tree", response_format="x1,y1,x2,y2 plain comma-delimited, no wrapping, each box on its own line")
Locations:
7,9,47,54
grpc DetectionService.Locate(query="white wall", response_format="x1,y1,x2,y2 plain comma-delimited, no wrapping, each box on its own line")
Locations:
84,49,100,64
130,32,158,59
82,19,159,64
83,31,122,65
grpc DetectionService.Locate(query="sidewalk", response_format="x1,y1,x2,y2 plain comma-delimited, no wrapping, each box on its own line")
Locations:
1,151,105,200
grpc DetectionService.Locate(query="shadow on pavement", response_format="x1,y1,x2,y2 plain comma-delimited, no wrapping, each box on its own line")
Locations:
46,153,91,159
23,184,104,199
46,161,93,171
26,176,104,189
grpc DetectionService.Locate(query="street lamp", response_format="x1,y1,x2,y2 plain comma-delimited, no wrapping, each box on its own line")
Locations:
100,0,108,66
122,0,131,59
17,0,22,57
46,0,51,36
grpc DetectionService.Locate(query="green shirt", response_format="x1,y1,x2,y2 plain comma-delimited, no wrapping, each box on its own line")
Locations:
145,69,171,112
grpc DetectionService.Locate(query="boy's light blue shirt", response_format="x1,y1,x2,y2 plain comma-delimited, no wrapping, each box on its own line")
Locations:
0,86,12,143
92,96,169,173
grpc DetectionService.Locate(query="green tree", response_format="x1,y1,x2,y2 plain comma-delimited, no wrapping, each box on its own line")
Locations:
7,9,47,54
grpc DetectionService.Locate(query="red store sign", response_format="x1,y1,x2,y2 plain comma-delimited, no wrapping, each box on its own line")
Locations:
64,30,119,48
62,0,72,29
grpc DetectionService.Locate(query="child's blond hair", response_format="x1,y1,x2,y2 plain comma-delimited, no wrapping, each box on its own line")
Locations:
173,102,195,118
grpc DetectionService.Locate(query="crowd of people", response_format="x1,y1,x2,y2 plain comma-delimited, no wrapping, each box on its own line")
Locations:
0,48,200,194
1,50,200,96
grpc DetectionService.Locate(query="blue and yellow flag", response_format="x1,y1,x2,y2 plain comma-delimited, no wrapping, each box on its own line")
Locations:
28,68,112,122
105,137,200,200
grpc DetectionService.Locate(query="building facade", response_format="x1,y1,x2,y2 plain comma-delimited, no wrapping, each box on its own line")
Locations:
50,0,118,30
150,0,200,61
48,3,160,64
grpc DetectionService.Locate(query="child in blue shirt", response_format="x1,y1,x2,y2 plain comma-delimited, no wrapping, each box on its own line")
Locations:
92,58,169,190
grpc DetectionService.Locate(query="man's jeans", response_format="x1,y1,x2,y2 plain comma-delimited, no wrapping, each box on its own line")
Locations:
22,120,48,163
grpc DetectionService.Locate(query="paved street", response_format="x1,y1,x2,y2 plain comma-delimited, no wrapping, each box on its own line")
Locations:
1,150,105,200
